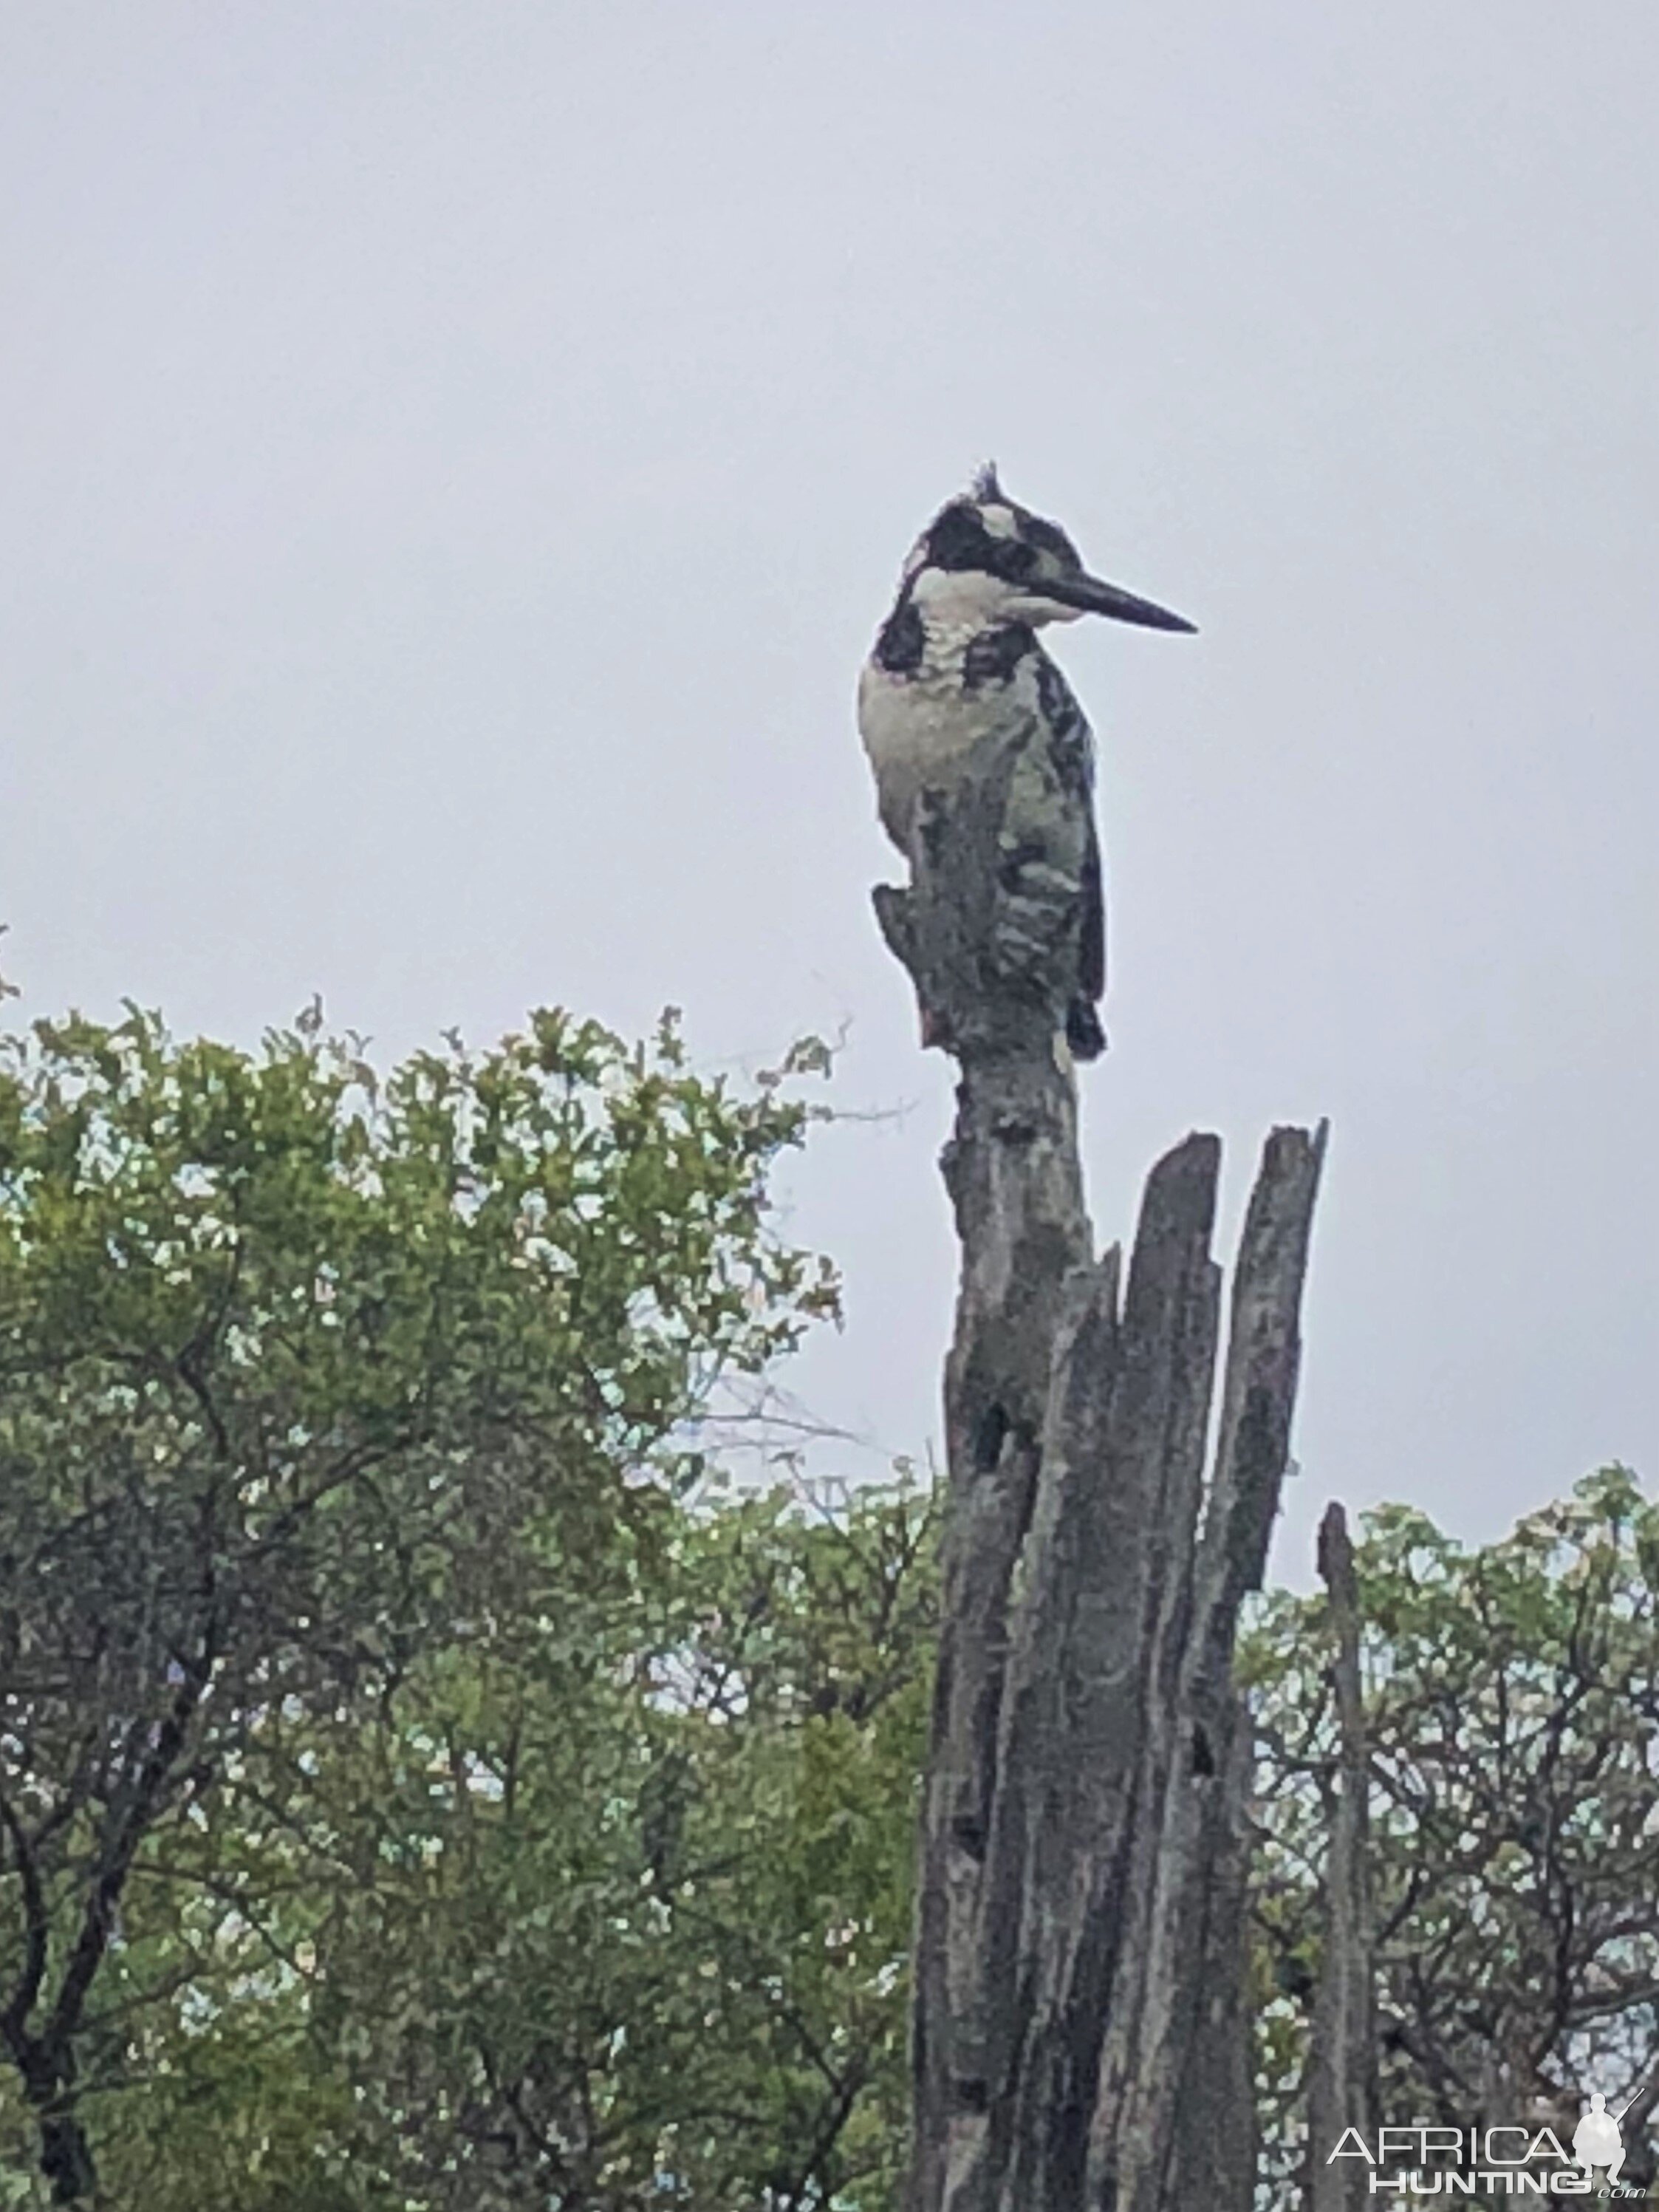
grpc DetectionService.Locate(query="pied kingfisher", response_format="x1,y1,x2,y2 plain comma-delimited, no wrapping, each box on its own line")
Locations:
858,465,1194,1059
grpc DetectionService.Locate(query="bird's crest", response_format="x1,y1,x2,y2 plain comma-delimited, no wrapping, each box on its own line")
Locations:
969,460,1003,503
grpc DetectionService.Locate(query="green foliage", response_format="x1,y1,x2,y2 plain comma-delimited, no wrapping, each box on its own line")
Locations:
0,1002,839,2206
285,1475,936,2212
0,1472,936,2211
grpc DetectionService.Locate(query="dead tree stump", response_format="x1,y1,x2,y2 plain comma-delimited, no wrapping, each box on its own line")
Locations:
875,725,1325,2212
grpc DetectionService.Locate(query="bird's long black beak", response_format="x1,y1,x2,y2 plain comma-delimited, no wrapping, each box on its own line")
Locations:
1044,571,1197,632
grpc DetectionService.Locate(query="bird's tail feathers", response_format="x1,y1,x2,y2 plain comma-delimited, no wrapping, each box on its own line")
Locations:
1066,998,1107,1062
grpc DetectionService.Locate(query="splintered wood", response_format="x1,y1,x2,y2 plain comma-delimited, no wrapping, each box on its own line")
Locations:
878,726,1324,2212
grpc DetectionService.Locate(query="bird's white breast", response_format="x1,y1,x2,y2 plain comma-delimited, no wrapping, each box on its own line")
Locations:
858,635,1040,853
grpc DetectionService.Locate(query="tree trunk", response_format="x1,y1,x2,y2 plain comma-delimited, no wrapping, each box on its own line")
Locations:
14,2042,100,2205
876,726,1324,2212
1307,1502,1377,2212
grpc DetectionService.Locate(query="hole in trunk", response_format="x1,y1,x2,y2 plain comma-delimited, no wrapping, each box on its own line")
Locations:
972,1401,1009,1472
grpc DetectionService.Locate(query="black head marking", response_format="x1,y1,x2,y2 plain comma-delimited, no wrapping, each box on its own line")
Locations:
926,501,1044,584
1020,513,1081,567
924,488,1083,587
993,536,1040,580
962,621,1036,689
926,500,995,573
874,593,925,675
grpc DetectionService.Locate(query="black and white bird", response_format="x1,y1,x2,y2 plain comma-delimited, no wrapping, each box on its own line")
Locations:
858,466,1194,1059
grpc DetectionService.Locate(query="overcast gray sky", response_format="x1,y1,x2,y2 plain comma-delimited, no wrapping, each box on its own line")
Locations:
4,3,1656,1581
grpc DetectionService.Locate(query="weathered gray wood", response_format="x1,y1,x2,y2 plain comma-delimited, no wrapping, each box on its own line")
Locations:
1086,1124,1324,2212
1157,1123,1327,2211
878,725,1324,2212
903,1008,1091,2212
1307,1502,1376,2212
990,1138,1222,2212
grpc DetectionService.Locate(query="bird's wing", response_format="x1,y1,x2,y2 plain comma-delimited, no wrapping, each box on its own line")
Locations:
1080,813,1106,1004
1030,650,1097,802
1031,649,1105,1003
